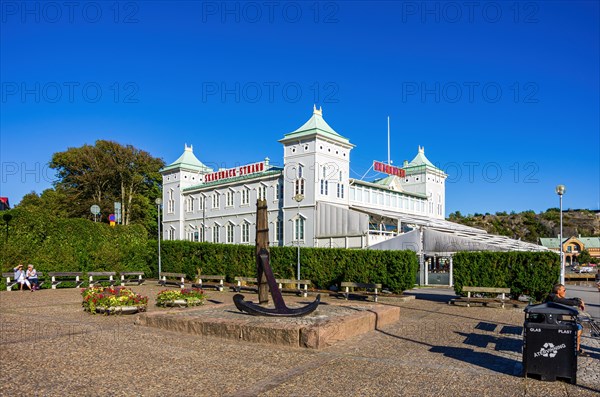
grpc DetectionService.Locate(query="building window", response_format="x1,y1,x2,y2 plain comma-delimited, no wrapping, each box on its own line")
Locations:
167,190,175,214
168,227,175,240
226,223,234,243
241,187,249,205
298,164,304,178
186,228,197,241
294,217,305,241
276,218,283,242
199,196,204,210
241,222,250,243
185,197,194,213
337,171,344,198
337,183,344,198
257,185,267,201
213,225,220,243
276,183,283,200
226,190,234,207
212,193,220,209
295,178,305,196
320,167,328,195
199,225,205,242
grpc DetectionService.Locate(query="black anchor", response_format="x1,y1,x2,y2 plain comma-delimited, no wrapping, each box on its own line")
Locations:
233,249,320,317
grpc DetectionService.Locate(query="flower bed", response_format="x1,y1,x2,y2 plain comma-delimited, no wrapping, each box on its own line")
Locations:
156,288,206,307
81,286,148,315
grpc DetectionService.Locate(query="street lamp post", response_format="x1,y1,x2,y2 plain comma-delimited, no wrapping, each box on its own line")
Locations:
556,185,566,285
293,193,304,281
2,213,12,243
201,193,206,242
155,197,163,280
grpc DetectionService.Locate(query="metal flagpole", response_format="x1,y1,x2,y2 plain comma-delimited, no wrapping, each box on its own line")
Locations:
387,116,390,165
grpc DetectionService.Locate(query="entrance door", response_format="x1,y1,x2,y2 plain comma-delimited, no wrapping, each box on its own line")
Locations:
426,256,450,286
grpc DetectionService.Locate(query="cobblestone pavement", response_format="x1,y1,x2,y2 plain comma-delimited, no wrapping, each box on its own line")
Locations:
0,285,598,396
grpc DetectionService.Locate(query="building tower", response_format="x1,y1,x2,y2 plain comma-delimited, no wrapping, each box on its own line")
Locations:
401,146,447,219
279,105,355,247
160,144,213,240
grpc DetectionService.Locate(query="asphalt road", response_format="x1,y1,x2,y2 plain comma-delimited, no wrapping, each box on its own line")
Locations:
567,284,600,320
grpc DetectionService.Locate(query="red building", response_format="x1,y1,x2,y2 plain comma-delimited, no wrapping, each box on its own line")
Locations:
0,197,9,211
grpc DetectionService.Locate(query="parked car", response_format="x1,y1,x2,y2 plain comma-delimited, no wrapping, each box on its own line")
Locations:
578,266,594,273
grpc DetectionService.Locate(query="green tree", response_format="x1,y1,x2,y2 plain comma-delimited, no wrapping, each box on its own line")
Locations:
577,249,593,264
48,140,164,225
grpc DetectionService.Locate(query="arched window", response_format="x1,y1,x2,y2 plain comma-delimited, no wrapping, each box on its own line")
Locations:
241,187,250,205
241,222,250,243
294,216,305,241
226,223,234,243
213,225,220,243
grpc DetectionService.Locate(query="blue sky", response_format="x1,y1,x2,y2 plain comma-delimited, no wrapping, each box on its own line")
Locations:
1,1,599,215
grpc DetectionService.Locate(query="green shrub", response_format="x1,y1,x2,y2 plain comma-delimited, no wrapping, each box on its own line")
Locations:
154,241,417,293
0,207,417,293
453,251,560,302
0,207,152,276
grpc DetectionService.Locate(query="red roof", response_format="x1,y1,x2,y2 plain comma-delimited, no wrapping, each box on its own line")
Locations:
0,197,10,210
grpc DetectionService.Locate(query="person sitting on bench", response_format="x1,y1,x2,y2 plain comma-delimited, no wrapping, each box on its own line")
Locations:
26,264,39,291
13,264,32,291
545,283,588,357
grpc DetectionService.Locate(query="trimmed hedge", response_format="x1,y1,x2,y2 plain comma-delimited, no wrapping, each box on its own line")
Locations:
453,251,560,302
148,241,418,293
1,208,418,293
0,208,151,276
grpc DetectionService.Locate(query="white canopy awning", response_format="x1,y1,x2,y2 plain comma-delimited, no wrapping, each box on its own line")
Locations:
365,212,548,254
350,205,487,234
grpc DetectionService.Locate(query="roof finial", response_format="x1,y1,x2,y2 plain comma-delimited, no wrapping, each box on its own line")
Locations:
313,104,322,116
418,145,424,154
185,144,193,152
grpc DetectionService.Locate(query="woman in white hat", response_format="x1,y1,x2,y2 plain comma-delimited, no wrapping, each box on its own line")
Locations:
26,264,39,291
13,264,31,291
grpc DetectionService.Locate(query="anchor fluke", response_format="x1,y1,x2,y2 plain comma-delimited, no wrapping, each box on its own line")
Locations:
233,293,321,317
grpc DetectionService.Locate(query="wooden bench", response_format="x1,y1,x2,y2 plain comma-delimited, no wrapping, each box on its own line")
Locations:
233,276,311,297
233,276,258,293
340,282,382,302
3,272,45,291
462,286,511,308
192,275,225,291
159,272,186,289
87,271,116,287
276,279,312,298
48,272,84,289
120,271,145,286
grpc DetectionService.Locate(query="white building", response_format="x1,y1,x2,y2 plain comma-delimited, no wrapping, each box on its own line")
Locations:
160,106,474,250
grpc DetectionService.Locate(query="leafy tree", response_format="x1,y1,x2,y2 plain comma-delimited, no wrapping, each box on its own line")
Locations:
577,249,593,264
18,188,72,218
48,140,164,225
448,211,463,220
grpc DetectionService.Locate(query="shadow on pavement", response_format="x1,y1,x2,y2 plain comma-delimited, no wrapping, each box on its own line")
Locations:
429,345,521,375
403,289,458,303
377,328,521,376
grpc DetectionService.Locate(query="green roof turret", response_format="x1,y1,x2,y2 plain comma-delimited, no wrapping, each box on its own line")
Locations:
279,105,353,147
161,144,213,173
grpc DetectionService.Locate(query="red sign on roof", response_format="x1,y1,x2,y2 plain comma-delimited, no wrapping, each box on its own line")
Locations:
0,197,9,210
373,161,405,177
204,161,265,183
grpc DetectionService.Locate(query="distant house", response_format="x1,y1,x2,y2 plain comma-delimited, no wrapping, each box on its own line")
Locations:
0,197,9,211
539,236,600,265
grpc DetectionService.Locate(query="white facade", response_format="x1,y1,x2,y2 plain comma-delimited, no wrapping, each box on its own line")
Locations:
160,106,453,249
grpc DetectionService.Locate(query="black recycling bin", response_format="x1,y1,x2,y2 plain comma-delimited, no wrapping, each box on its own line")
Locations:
522,302,579,384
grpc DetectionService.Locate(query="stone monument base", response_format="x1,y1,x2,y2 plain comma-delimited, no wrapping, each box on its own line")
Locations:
135,301,400,349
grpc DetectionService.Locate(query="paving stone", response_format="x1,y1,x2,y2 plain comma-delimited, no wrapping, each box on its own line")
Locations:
1,285,598,396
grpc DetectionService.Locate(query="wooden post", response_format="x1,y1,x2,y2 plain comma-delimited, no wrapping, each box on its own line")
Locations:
256,199,270,304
